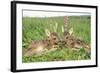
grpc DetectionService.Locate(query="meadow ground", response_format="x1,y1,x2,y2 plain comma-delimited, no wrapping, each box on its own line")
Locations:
22,16,91,63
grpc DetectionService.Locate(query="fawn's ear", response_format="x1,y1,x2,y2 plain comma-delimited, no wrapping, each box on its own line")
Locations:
45,29,50,36
69,27,73,35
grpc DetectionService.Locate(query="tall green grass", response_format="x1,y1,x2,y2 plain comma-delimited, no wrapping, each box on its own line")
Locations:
22,16,91,63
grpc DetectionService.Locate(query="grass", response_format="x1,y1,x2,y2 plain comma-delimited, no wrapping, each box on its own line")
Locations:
22,16,91,63
22,48,90,63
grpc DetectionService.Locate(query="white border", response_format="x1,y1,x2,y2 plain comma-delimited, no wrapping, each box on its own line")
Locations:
23,10,91,17
16,4,96,70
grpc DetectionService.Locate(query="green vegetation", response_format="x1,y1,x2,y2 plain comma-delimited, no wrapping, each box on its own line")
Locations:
22,16,91,63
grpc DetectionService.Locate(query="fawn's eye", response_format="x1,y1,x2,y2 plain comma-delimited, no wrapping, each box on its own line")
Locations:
53,37,56,40
66,37,68,39
77,41,81,44
54,42,58,45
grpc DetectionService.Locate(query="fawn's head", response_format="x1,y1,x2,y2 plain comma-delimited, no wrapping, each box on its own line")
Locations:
45,23,59,47
48,32,59,45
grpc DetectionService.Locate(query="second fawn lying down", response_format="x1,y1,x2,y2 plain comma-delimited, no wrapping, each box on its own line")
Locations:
24,32,59,57
63,31,90,53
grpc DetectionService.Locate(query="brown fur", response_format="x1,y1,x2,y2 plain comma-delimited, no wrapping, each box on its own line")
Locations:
63,31,90,52
24,32,59,57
